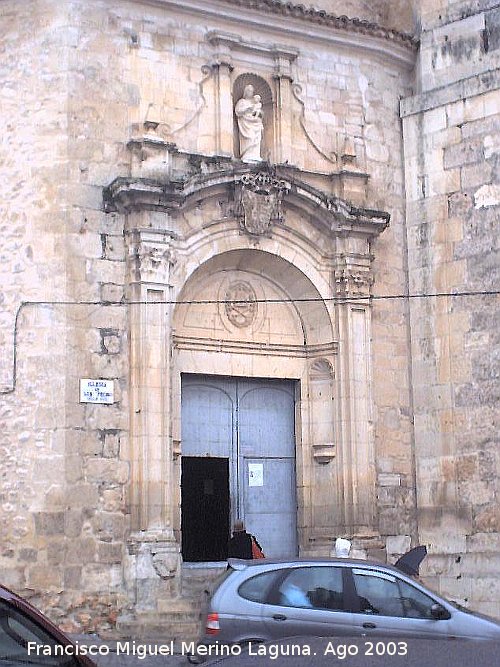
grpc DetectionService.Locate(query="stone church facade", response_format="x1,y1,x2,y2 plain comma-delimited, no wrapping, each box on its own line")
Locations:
0,0,499,637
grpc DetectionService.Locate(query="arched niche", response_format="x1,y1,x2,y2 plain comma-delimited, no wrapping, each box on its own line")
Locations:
309,358,336,465
233,73,274,162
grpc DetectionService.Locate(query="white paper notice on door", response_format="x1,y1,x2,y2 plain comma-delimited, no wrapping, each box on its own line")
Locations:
248,463,264,487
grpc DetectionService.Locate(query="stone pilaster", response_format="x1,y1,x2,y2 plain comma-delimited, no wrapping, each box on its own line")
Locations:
273,52,295,164
125,227,182,612
207,34,234,156
128,229,176,535
308,359,341,539
334,265,377,536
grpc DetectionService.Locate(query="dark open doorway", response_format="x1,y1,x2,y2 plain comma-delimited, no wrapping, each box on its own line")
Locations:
181,456,230,562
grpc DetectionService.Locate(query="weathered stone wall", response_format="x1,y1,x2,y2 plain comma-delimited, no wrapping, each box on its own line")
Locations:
0,0,417,632
402,0,500,617
0,0,72,620
0,0,131,633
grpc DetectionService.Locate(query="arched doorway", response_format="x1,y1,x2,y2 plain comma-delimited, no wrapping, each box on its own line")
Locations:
172,248,335,562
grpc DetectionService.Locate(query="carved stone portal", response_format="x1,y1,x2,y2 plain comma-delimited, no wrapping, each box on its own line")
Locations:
238,171,289,236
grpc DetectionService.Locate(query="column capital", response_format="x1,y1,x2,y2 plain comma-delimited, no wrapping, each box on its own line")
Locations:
130,230,177,286
210,54,234,71
334,268,373,299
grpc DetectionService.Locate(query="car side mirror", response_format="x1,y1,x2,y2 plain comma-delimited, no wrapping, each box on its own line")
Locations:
430,603,450,620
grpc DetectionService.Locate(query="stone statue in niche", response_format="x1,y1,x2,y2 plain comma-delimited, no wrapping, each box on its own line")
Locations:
234,84,263,162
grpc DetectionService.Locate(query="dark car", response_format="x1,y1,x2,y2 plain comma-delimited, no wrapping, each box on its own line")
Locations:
191,557,500,657
0,584,96,666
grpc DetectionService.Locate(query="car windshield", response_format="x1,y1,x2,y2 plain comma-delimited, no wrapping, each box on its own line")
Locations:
447,599,496,621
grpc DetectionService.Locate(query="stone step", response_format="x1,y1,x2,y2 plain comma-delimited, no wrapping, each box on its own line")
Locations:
116,612,202,642
180,564,227,597
157,598,201,616
115,571,223,642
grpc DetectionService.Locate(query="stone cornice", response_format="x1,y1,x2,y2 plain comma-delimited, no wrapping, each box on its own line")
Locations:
104,164,390,239
206,30,299,61
142,0,418,68
401,68,500,118
173,335,338,357
218,0,419,50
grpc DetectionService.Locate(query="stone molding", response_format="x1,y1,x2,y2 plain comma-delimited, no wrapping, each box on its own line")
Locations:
206,29,299,65
104,163,389,240
173,336,338,357
312,442,336,464
401,67,500,117
155,0,417,51
151,0,416,70
218,0,418,50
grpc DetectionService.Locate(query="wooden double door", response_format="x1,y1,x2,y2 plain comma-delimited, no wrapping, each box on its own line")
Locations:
181,375,297,562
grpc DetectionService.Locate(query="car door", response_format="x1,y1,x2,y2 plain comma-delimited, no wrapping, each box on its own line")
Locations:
349,568,454,639
261,565,356,638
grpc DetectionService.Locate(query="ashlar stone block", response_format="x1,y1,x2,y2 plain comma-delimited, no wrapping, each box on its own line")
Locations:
386,535,411,555
34,512,65,536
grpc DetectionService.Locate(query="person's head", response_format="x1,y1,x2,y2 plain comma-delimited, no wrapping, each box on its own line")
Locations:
254,94,261,102
243,84,254,99
233,519,245,532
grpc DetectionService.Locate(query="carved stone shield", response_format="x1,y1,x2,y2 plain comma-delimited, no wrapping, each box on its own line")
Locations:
224,281,257,328
238,171,289,237
241,188,277,236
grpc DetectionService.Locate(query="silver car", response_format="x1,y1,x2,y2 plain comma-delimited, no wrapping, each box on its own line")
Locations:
197,558,500,647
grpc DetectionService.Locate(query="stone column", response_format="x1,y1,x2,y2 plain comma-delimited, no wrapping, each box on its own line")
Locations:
127,228,180,609
335,265,377,536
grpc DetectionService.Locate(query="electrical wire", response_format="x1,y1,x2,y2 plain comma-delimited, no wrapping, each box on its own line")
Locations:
1,288,499,395
3,289,499,308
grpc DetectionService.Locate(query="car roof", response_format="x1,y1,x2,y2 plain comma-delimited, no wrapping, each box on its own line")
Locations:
0,583,23,601
227,557,405,575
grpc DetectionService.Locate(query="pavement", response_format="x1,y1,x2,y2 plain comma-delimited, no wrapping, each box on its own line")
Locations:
71,636,190,666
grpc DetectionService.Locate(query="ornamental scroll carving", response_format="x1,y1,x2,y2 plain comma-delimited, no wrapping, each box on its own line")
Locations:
237,171,289,236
